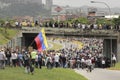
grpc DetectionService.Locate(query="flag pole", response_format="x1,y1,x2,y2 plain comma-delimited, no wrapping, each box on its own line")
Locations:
29,39,35,47
27,39,35,53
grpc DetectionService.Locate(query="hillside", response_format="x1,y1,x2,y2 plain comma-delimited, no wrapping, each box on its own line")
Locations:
0,3,50,18
0,28,19,45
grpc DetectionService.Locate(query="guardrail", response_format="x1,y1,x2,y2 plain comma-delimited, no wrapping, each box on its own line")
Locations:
21,27,117,34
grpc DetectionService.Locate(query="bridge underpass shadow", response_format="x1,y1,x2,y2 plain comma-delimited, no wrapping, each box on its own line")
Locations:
24,37,37,50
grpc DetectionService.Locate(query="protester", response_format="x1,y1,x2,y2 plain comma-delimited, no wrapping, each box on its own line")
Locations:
0,49,6,69
46,54,53,69
112,54,117,67
11,51,18,67
86,57,92,72
5,48,11,66
23,51,31,73
54,54,60,68
17,51,23,67
1,37,113,73
31,49,37,66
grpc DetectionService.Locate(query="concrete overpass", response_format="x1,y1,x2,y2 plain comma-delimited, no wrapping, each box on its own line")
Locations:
7,27,120,62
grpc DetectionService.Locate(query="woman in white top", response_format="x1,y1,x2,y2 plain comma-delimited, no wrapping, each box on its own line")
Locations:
11,51,18,67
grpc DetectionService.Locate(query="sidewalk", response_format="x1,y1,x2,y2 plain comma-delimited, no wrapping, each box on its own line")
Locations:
74,68,120,80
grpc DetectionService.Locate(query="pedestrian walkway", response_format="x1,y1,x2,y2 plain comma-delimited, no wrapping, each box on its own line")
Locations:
75,68,120,80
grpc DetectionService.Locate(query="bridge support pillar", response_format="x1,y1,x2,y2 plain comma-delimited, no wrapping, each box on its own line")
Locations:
117,32,120,62
21,36,25,49
103,39,117,60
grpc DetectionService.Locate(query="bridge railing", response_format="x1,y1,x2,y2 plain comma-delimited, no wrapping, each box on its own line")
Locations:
21,27,117,35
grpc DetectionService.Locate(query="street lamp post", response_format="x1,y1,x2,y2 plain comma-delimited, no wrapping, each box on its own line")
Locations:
91,1,113,66
91,1,111,18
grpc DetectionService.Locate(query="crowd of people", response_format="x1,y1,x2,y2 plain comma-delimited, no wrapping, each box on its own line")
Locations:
0,37,117,74
2,20,120,30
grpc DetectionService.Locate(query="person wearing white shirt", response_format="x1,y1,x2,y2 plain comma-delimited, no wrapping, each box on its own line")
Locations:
54,54,59,68
102,59,106,68
112,54,117,66
0,49,6,69
11,51,17,67
86,58,92,72
81,57,85,69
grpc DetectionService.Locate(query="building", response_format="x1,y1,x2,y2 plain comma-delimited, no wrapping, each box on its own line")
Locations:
29,0,42,5
0,0,26,4
46,0,53,10
0,0,42,4
51,6,83,21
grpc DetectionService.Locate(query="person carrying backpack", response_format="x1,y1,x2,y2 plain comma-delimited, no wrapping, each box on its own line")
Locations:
23,51,32,74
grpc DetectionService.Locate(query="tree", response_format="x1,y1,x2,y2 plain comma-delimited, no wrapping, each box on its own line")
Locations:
113,16,120,25
77,17,89,24
71,17,89,24
96,18,113,25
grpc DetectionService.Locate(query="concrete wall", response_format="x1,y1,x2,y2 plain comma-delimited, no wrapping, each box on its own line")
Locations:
103,39,117,61
7,37,22,50
117,32,120,62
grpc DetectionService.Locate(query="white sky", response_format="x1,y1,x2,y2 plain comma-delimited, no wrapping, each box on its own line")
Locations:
42,0,120,8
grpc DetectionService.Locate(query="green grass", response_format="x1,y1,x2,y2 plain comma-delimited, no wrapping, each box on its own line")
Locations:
48,42,63,50
0,67,87,80
109,62,120,70
0,28,18,45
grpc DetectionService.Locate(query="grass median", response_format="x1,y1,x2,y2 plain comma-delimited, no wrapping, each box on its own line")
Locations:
109,62,120,70
0,67,87,80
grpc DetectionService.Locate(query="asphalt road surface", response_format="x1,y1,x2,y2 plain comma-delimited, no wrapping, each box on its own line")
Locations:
75,68,120,80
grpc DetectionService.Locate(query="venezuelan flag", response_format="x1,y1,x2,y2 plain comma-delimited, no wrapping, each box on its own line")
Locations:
34,28,48,52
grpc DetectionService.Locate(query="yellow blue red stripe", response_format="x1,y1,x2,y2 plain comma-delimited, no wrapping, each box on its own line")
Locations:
34,28,48,52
